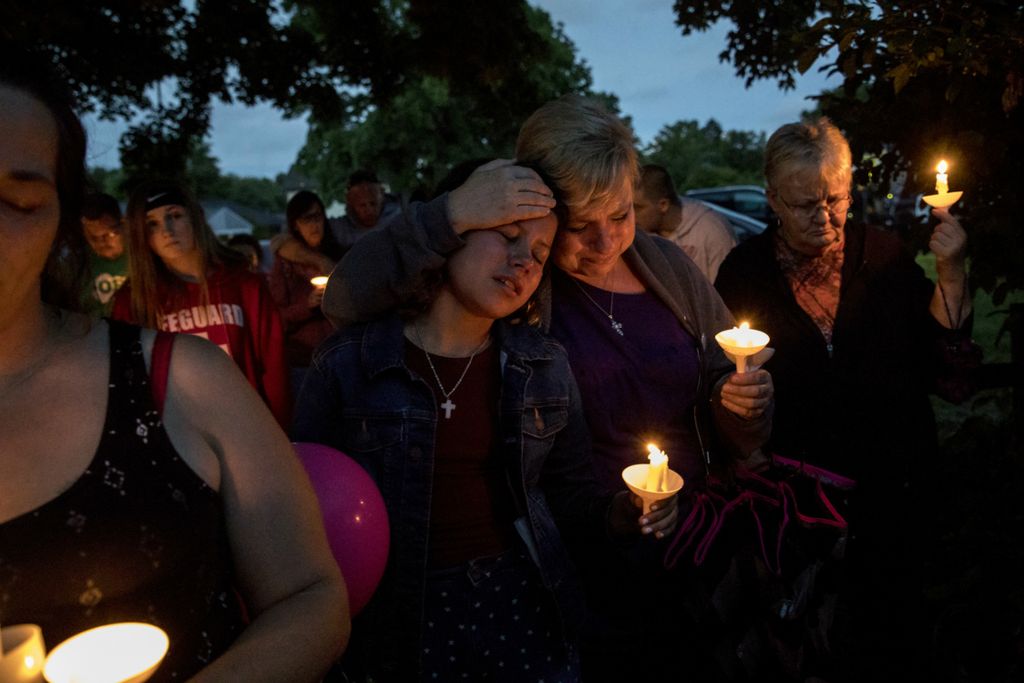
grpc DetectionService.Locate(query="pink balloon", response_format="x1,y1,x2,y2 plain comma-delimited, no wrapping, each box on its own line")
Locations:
293,442,390,616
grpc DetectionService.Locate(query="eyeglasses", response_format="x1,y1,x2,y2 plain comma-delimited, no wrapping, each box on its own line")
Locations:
296,210,325,223
776,194,852,220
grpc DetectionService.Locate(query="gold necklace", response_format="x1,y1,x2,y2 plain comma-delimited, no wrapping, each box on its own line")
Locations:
412,324,490,420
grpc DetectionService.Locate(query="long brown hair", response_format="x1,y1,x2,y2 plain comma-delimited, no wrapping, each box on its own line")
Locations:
124,180,247,328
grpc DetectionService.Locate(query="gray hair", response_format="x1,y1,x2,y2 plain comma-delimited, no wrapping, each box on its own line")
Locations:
764,117,852,191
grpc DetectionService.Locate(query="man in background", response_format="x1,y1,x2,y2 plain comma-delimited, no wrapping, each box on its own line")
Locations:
81,192,127,315
272,169,399,273
634,164,736,282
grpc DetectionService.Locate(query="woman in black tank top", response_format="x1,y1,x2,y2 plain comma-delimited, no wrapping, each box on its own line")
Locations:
0,51,349,681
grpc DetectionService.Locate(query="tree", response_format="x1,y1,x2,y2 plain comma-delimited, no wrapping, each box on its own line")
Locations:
642,119,766,190
291,2,612,201
673,1,1024,299
1,1,354,185
6,1,615,199
89,140,285,214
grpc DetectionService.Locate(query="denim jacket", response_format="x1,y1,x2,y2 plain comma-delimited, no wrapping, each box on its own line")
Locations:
323,195,772,471
292,314,611,679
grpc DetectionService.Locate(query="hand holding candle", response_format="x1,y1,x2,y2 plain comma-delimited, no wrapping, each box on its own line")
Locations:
309,276,329,308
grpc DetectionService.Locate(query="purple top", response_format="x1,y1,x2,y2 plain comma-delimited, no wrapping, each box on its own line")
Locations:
549,269,703,488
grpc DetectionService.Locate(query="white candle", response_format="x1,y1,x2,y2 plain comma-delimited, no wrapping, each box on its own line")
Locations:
936,160,949,195
645,443,668,492
1,624,46,683
43,623,168,683
714,322,770,373
310,275,329,290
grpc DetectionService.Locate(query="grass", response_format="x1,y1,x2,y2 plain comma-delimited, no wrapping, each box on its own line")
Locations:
916,253,1022,442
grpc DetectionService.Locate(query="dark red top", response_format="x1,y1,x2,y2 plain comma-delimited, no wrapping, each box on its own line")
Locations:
112,265,290,427
404,340,516,569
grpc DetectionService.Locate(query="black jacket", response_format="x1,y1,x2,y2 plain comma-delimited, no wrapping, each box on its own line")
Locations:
715,223,947,488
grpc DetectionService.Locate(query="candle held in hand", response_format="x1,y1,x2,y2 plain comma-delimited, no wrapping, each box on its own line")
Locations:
645,443,668,492
714,321,770,373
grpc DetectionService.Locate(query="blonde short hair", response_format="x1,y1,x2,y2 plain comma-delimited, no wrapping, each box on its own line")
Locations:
515,95,638,213
764,117,852,191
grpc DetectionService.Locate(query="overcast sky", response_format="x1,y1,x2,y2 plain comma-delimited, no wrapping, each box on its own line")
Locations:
82,0,836,179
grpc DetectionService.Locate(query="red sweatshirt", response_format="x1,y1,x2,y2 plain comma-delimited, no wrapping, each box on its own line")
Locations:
112,265,291,428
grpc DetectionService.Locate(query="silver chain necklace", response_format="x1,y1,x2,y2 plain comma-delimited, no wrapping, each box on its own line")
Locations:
572,277,624,336
413,324,490,419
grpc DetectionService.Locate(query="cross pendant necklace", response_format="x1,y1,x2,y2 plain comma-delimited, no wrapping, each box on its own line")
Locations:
440,397,456,419
572,276,624,336
414,324,490,420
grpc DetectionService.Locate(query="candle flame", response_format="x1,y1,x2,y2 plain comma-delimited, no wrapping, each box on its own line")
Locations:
739,321,750,330
646,443,668,462
937,160,948,173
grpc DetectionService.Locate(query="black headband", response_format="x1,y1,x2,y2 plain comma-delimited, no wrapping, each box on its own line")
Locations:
144,189,188,212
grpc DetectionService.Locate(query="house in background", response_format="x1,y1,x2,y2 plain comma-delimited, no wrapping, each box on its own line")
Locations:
200,200,285,238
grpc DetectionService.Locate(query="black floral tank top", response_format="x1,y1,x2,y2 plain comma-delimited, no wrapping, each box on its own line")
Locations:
0,321,244,680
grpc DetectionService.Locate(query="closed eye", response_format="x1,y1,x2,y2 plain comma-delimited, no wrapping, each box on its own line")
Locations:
2,198,39,214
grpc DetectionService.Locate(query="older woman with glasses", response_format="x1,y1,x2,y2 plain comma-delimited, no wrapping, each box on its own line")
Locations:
715,117,970,679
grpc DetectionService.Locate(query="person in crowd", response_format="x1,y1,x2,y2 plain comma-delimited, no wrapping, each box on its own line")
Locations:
714,117,971,680
272,171,400,274
335,168,398,244
294,159,677,682
0,50,348,682
633,163,737,282
80,191,128,315
111,180,291,427
320,95,774,680
227,232,266,273
268,190,341,397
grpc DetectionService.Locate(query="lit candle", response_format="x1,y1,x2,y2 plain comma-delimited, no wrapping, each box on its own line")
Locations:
43,623,168,683
645,443,668,492
310,275,329,290
1,624,46,683
714,322,770,373
936,160,949,195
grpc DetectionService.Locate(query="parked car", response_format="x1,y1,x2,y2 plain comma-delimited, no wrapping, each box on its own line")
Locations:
685,185,771,223
687,197,767,243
